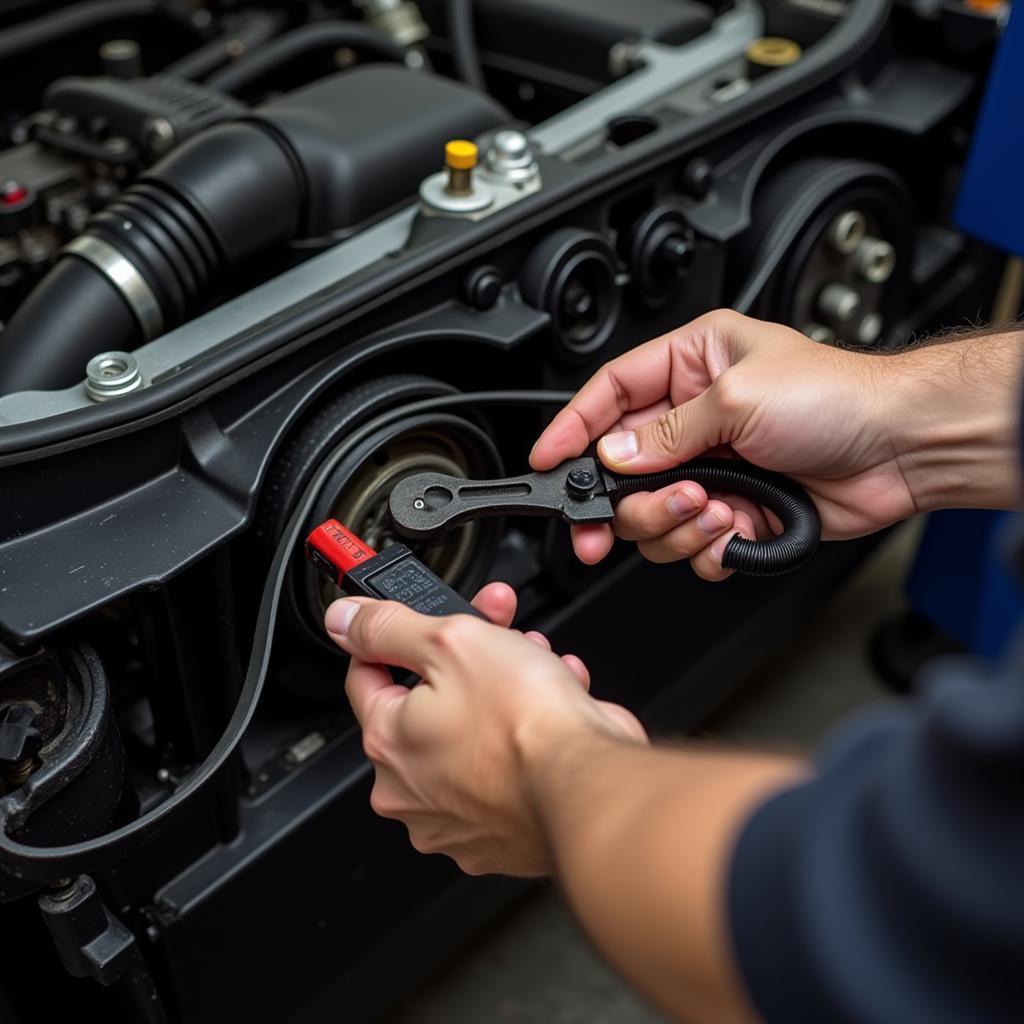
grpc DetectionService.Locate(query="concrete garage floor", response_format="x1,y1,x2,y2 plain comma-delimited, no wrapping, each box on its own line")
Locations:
385,522,921,1024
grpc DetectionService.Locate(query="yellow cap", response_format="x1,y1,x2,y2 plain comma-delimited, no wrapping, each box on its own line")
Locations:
746,37,802,67
445,140,478,170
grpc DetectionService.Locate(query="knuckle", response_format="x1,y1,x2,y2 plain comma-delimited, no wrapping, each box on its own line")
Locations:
702,308,742,335
710,371,748,418
408,830,441,856
368,785,396,819
646,407,686,455
361,728,387,766
455,854,488,876
429,615,477,657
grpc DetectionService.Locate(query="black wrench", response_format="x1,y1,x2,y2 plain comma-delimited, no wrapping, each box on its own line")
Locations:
389,456,821,577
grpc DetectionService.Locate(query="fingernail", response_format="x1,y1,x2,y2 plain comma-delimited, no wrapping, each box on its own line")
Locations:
697,505,730,534
667,485,702,520
599,431,638,464
325,599,359,638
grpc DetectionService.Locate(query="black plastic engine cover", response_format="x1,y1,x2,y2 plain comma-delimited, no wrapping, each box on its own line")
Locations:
255,64,510,237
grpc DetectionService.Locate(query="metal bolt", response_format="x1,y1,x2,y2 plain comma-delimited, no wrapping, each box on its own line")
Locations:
679,157,713,200
143,117,175,158
413,498,426,510
818,282,861,323
100,39,142,79
102,136,131,156
562,283,594,321
0,704,41,789
608,40,643,79
854,237,896,283
658,234,693,272
85,351,144,402
856,312,883,345
826,210,867,255
803,322,836,345
566,467,597,499
485,130,538,184
463,265,503,310
47,878,79,902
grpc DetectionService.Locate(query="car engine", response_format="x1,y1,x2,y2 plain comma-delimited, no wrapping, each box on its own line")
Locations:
0,1,1006,1021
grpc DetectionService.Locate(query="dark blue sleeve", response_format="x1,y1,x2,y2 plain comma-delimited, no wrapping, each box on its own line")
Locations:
727,651,1024,1024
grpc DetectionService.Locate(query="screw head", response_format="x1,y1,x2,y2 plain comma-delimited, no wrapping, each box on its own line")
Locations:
144,117,175,157
413,498,426,510
679,158,713,200
566,467,597,499
463,265,503,310
826,210,867,255
85,351,143,402
103,136,131,156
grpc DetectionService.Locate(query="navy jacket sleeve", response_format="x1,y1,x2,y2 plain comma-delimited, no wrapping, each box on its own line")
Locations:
727,649,1024,1024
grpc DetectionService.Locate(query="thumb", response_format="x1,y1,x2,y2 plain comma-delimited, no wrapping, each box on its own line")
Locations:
597,387,726,473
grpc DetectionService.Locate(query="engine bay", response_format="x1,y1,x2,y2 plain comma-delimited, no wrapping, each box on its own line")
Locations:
0,1,1006,1020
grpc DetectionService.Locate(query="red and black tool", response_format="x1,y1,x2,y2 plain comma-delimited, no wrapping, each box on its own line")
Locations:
386,455,822,578
305,519,485,618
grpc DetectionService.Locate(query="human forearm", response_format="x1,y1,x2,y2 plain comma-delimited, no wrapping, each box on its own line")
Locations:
520,727,805,1022
884,328,1024,514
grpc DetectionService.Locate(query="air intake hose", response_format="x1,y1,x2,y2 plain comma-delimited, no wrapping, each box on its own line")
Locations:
0,65,507,394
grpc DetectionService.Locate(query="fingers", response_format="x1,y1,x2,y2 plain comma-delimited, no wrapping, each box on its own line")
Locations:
326,597,473,678
636,498,734,564
561,653,590,690
523,631,589,689
597,384,730,474
613,482,707,542
690,507,757,582
529,333,674,470
570,523,615,564
471,581,517,627
344,657,408,729
594,700,649,744
530,310,747,471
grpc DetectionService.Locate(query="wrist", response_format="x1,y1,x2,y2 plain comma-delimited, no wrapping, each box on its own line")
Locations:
514,710,625,843
882,330,1023,513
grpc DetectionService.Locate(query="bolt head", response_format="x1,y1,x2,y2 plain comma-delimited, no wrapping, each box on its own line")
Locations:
566,467,597,498
144,117,175,157
463,266,503,310
493,130,529,161
680,158,713,200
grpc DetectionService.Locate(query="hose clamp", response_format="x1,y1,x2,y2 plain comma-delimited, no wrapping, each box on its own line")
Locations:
63,235,165,341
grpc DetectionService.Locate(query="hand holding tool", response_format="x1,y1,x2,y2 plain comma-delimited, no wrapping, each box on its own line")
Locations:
387,456,821,577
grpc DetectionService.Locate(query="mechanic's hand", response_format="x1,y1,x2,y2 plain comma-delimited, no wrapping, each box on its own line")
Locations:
531,309,915,580
325,583,647,877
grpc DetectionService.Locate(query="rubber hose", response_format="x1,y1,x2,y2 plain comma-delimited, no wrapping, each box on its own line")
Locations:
162,10,282,82
0,256,139,393
204,21,407,95
612,457,821,575
447,0,486,91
